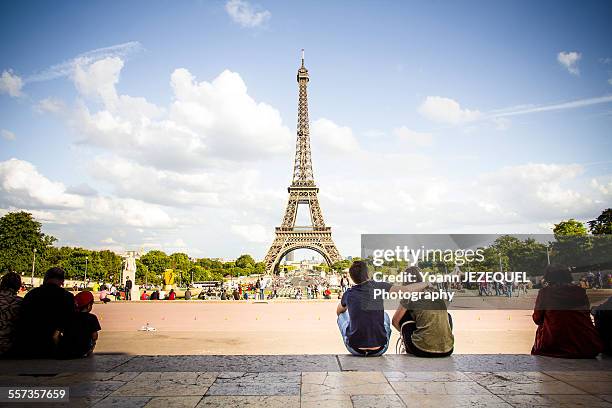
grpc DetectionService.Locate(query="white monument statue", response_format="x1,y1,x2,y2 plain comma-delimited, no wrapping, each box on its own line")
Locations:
122,251,140,301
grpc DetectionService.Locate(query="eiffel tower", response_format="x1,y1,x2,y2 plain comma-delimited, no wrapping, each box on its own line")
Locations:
264,50,342,273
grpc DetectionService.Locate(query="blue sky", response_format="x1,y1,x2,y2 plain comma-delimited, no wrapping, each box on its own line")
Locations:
0,0,611,260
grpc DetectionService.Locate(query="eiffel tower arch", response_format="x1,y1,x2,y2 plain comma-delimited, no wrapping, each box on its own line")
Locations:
264,50,342,273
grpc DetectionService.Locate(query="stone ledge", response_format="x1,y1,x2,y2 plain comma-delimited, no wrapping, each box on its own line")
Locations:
1,354,611,375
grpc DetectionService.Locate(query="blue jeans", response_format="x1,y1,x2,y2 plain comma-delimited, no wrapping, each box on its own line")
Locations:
337,311,391,357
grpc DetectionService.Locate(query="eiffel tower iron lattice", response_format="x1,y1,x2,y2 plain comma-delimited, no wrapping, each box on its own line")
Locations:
264,50,342,273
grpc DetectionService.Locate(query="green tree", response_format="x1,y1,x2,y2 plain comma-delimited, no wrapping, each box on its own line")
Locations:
552,219,589,269
0,211,56,275
588,209,612,235
235,254,255,269
553,219,587,238
331,259,351,273
140,250,170,277
170,252,192,285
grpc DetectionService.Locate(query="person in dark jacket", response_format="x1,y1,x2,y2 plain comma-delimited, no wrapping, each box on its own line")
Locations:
125,278,133,300
531,264,604,358
592,296,612,354
16,267,75,358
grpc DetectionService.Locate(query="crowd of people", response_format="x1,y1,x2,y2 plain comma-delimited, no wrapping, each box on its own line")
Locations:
477,280,531,297
336,261,611,359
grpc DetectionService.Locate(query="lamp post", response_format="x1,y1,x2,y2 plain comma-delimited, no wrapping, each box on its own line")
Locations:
546,246,550,265
85,256,88,285
31,248,36,287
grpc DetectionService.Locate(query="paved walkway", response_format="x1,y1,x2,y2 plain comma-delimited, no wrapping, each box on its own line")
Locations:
1,354,611,407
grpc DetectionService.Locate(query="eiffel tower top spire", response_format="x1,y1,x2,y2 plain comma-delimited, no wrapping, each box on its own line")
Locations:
292,49,315,187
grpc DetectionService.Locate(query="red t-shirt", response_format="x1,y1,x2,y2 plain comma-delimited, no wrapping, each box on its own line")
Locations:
532,284,604,358
140,293,149,300
168,292,176,300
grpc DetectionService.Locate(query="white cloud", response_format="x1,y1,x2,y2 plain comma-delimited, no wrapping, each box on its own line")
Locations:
418,96,481,125
490,95,612,118
73,57,123,103
557,51,581,75
0,70,23,97
35,97,66,114
1,129,16,141
477,163,598,219
0,158,84,209
26,41,142,83
71,59,291,170
225,0,271,28
0,42,141,98
311,118,360,153
392,126,433,146
0,158,175,229
231,223,269,243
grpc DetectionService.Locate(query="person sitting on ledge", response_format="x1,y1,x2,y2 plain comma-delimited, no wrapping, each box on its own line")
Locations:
168,288,176,300
0,272,23,357
140,290,149,300
531,264,604,358
336,260,428,357
15,267,75,358
592,296,612,355
99,286,111,303
59,291,101,359
392,266,454,357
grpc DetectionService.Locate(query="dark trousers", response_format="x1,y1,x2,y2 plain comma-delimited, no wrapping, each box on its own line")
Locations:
125,290,131,300
401,313,454,358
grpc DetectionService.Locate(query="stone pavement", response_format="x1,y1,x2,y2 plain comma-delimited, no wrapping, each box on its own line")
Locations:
0,354,611,407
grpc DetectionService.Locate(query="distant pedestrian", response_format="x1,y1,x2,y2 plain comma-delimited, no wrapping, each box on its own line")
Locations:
125,278,133,301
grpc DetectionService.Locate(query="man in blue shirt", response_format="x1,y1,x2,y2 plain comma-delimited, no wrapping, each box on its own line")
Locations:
336,261,427,356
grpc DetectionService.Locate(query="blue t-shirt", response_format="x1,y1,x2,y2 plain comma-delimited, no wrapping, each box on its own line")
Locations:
341,280,392,348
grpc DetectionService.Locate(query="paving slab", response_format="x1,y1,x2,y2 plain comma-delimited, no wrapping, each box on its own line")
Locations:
196,395,300,407
111,372,217,397
205,371,300,396
143,396,203,408
398,394,511,408
301,371,395,397
351,394,406,408
498,394,612,407
93,396,152,407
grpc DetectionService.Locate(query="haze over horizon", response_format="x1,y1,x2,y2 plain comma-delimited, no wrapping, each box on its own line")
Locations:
1,0,611,260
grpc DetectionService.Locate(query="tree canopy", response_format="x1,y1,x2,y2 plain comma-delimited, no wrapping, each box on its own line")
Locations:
588,209,612,235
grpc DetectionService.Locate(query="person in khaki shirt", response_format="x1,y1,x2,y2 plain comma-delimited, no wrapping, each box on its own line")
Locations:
392,266,454,357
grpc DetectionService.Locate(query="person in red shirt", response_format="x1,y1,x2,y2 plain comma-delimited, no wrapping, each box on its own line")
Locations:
531,264,604,358
140,291,149,301
168,289,176,300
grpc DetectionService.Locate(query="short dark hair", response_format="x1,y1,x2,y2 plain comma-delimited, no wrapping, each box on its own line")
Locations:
403,266,422,284
543,264,572,285
0,272,21,293
349,261,369,284
43,267,65,283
